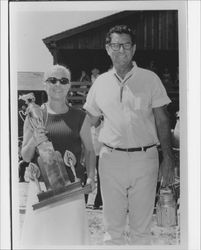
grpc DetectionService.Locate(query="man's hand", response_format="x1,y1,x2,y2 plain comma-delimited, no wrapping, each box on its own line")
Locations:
86,177,96,192
153,106,176,187
158,155,175,187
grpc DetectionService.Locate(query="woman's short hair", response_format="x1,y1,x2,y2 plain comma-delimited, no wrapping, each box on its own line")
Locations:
105,25,136,45
44,64,71,82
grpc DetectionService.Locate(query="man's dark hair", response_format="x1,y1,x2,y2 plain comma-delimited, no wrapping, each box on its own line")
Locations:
105,25,136,45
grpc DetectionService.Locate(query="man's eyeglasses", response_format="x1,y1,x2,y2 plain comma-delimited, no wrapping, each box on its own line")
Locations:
46,77,70,85
109,43,133,51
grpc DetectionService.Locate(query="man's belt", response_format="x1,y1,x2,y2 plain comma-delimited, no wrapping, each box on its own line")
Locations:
103,143,156,152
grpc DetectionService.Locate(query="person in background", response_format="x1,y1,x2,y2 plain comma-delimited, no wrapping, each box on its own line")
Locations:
20,64,96,247
79,70,91,82
91,68,100,84
77,70,91,99
161,66,173,90
172,110,180,149
172,110,180,178
84,25,175,245
174,67,179,88
147,60,158,74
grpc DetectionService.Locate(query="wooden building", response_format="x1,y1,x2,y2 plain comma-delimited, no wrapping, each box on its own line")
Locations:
43,11,178,80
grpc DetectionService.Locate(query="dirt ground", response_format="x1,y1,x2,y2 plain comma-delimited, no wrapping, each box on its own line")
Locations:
19,182,180,246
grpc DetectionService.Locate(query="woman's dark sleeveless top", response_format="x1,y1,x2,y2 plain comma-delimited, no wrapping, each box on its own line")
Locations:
46,107,85,159
44,106,86,181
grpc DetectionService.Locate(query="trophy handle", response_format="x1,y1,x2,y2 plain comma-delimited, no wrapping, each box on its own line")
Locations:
64,150,78,181
27,162,42,194
64,150,77,166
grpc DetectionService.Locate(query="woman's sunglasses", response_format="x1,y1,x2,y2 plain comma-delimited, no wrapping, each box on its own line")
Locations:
46,77,70,85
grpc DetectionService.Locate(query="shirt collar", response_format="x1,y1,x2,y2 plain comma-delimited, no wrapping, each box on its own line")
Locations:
111,61,138,82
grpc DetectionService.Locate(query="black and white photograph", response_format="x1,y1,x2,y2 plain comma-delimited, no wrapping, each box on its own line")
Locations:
0,0,200,249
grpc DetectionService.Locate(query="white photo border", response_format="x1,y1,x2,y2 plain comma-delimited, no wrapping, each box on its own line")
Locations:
1,1,199,250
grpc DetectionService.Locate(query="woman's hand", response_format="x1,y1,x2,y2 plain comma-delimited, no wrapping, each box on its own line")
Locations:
33,126,48,147
25,162,40,181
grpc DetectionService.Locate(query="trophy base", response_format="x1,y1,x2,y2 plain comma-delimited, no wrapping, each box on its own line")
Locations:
32,181,92,210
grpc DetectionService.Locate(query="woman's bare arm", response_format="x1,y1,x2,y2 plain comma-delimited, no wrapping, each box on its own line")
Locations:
80,114,96,190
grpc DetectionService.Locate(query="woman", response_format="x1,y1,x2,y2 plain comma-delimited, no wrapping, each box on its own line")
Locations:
20,65,96,248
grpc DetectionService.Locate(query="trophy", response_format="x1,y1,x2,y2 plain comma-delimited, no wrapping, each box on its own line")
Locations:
19,93,92,210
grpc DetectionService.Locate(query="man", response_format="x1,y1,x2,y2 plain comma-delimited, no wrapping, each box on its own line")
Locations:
84,25,175,245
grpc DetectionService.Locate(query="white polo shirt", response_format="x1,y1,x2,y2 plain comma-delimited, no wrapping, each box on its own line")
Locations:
84,62,171,148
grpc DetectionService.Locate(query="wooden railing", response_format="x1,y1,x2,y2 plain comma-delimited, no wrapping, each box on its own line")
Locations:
68,81,92,107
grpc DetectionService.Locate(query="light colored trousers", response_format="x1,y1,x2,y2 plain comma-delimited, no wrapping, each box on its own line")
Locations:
99,145,159,245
